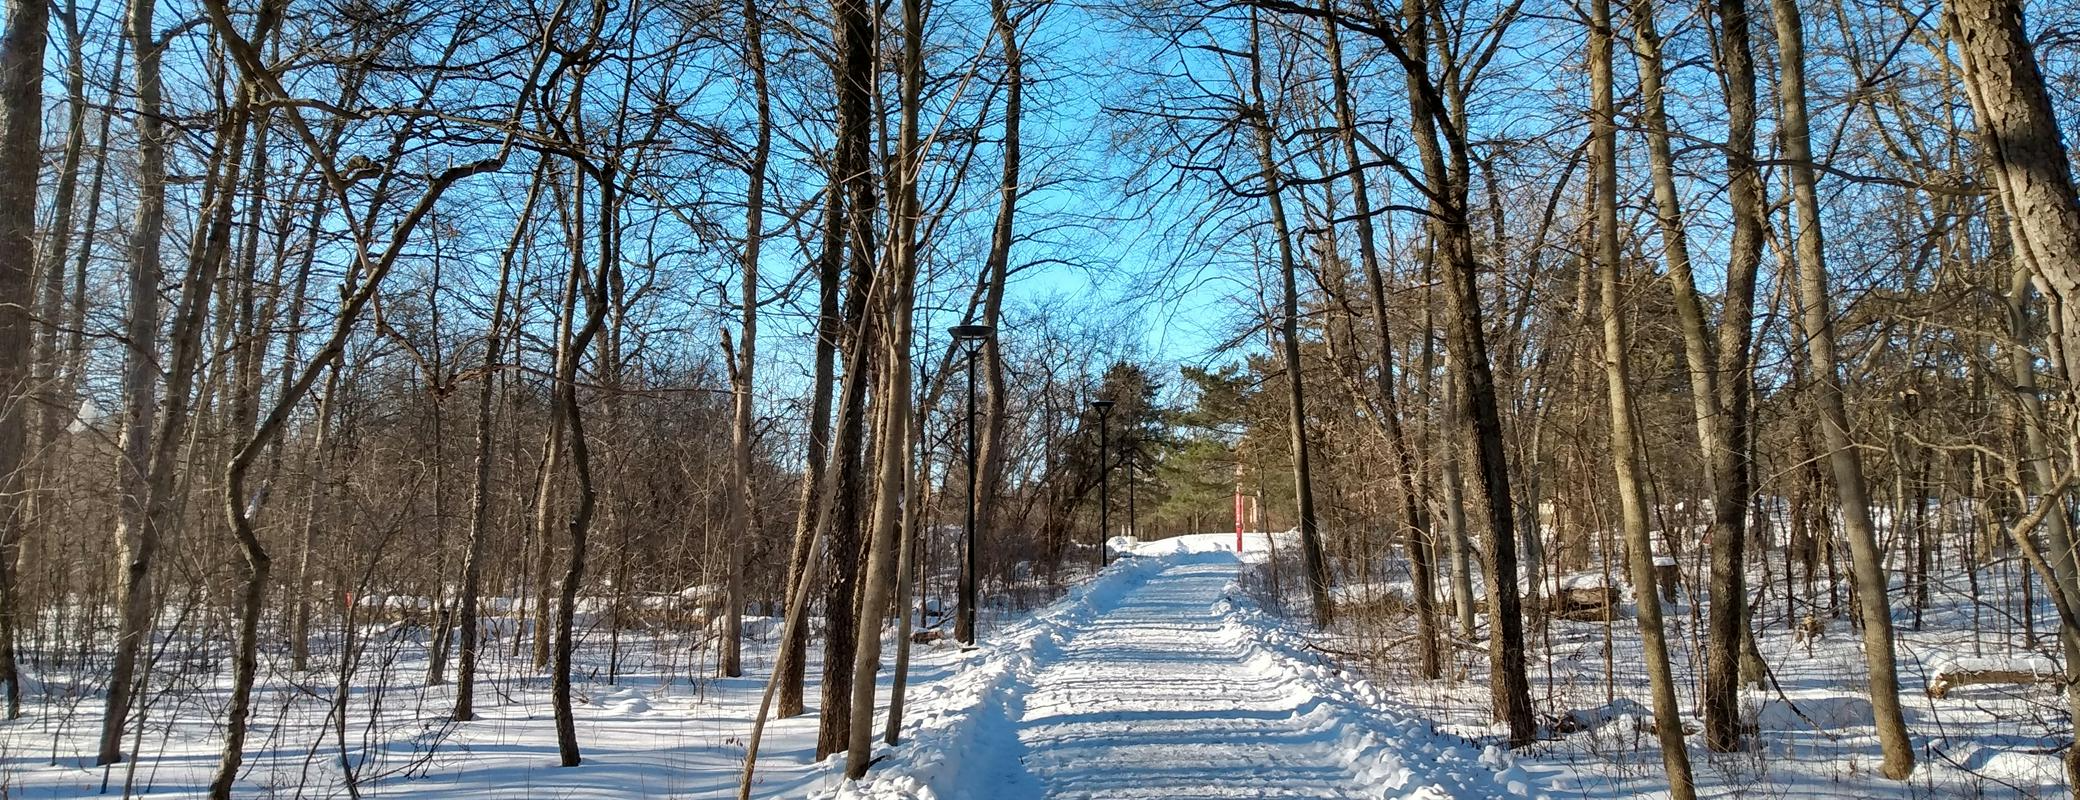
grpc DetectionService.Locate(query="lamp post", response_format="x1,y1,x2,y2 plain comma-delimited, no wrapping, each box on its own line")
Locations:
1125,448,1137,542
1091,399,1115,569
950,323,991,647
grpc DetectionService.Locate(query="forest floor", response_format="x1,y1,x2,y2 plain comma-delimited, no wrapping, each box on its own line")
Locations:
0,533,2065,798
1318,543,2070,799
0,579,1033,797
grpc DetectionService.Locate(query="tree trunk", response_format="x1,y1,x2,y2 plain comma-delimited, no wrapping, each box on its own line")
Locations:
846,0,925,771
33,1,87,454
1638,0,1764,752
290,363,340,673
884,406,926,745
1589,2,1694,791
99,0,169,760
778,179,843,719
454,163,543,720
737,264,881,798
553,173,617,768
196,5,515,787
1772,0,1912,778
1246,7,1333,628
971,0,1024,645
1441,381,1478,642
1399,0,1533,744
818,0,880,755
0,0,48,722
1320,0,1438,677
64,35,120,408
1946,0,2080,787
723,0,772,680
531,188,577,671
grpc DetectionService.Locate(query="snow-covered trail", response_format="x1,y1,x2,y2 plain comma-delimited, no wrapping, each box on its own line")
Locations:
1009,552,1371,798
830,536,1546,799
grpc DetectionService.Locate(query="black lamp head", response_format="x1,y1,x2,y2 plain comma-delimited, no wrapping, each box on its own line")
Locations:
1090,399,1115,413
949,323,993,341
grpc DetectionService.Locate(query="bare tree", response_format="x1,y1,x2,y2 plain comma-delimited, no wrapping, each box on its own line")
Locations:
721,0,773,680
1318,0,1438,678
1946,0,2080,788
98,0,169,760
1634,0,1766,752
454,162,547,720
1244,6,1334,628
0,0,47,722
1771,0,1912,779
1590,0,1692,791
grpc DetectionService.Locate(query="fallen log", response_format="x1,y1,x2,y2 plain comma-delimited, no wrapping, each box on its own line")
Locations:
1925,653,2062,699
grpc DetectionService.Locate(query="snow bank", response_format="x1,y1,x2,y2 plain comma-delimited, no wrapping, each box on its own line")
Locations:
1120,531,1292,557
1216,578,1553,799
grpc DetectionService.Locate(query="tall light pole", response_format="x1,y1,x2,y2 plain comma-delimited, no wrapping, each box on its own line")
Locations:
950,323,991,646
1091,399,1114,569
1125,447,1137,542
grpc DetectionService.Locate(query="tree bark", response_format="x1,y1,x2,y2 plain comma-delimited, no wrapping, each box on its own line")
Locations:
1320,0,1438,677
1946,0,2080,787
1246,7,1334,628
1440,380,1477,642
1772,0,1913,778
0,0,48,722
1589,2,1694,791
817,0,881,756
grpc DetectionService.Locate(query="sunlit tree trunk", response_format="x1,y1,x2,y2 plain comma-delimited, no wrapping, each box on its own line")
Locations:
1320,0,1438,676
1947,0,2080,788
1590,1,1693,791
1638,0,1766,751
1772,0,1912,778
1246,7,1333,628
99,0,170,760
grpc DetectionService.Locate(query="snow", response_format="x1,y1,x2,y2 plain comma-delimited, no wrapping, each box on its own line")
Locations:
824,535,1546,799
1755,694,1873,730
0,533,1542,799
1924,649,2059,682
0,603,961,798
1335,529,2075,798
32,523,2050,798
1115,530,1290,557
